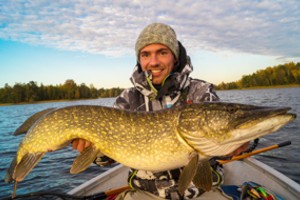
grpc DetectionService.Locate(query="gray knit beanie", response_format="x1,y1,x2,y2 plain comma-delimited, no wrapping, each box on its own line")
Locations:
135,23,179,60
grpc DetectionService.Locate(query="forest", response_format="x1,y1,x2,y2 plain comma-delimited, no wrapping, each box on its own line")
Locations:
216,62,300,90
0,79,124,104
1,62,299,104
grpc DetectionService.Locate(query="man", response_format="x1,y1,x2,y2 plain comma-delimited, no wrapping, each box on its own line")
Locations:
73,23,248,199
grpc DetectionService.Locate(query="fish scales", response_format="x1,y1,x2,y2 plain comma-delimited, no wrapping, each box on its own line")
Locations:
10,103,296,173
17,105,192,172
5,102,296,197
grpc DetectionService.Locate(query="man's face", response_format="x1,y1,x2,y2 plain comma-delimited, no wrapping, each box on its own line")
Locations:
139,44,176,85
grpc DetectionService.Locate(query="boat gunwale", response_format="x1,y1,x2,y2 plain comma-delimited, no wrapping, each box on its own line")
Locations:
69,158,300,198
243,158,300,197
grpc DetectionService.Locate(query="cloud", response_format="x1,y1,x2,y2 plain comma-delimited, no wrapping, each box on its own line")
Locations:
0,0,299,59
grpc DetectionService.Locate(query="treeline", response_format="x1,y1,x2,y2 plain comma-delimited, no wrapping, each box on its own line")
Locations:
216,62,300,90
0,79,124,104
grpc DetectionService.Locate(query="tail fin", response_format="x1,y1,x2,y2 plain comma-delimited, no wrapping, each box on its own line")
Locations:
5,152,45,183
5,156,17,183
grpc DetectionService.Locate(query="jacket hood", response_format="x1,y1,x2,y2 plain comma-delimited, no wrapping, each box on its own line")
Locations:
130,41,193,100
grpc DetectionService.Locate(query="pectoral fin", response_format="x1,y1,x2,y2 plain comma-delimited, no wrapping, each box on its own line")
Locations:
192,159,212,191
178,154,199,195
70,145,99,174
14,108,55,135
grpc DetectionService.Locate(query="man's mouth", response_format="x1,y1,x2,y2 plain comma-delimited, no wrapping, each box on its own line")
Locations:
150,69,163,77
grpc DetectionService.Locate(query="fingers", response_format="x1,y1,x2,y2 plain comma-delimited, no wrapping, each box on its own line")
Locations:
77,139,85,152
241,142,250,150
72,139,92,152
84,140,91,148
72,139,79,150
227,142,250,156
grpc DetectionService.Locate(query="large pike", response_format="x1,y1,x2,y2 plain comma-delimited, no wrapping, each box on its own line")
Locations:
5,102,296,196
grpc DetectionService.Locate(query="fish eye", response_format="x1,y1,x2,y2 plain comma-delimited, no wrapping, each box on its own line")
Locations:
227,104,238,113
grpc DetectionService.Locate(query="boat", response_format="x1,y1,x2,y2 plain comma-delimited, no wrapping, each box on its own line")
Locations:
68,157,300,199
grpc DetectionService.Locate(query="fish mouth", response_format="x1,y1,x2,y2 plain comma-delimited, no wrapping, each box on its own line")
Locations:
225,107,296,144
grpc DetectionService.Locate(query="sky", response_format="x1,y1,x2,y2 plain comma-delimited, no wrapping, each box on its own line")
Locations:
0,0,300,89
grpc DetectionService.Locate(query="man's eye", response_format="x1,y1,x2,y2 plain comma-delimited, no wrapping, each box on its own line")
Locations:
160,51,169,55
140,53,149,58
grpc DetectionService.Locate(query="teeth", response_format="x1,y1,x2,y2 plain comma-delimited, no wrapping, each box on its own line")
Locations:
151,70,161,73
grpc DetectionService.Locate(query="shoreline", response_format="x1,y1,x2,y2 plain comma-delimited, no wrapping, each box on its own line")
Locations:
0,98,102,107
215,84,300,91
1,85,300,106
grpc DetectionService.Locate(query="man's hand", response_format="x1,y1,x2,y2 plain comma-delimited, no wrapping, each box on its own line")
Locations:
227,142,250,157
72,139,92,152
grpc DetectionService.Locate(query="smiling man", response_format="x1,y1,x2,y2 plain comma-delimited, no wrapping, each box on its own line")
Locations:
139,43,175,85
73,23,249,199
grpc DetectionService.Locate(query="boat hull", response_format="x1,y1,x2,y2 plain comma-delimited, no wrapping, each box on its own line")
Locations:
69,158,300,199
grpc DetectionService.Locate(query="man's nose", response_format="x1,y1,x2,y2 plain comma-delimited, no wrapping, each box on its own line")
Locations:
149,54,159,67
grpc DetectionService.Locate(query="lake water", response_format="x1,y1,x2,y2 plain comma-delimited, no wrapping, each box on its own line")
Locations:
0,88,299,198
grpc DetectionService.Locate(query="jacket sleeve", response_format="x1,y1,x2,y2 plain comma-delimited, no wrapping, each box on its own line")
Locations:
114,87,146,111
187,79,220,103
113,88,132,110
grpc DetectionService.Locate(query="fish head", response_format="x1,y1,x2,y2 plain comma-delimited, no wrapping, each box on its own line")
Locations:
177,102,296,156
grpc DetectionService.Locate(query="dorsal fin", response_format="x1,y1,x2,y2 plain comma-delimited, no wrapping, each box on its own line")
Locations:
14,108,55,135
